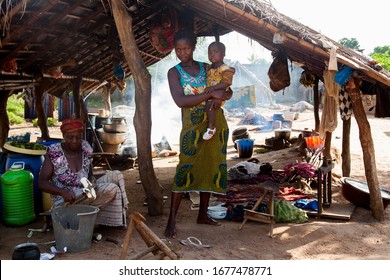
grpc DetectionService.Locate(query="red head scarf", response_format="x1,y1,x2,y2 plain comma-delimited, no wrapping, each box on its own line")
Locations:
60,118,84,134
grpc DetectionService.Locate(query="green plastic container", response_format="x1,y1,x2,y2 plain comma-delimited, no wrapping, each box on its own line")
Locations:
1,162,35,226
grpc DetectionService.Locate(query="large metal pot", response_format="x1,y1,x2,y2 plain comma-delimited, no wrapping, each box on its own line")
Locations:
101,143,121,153
103,123,127,133
96,128,126,145
274,129,291,140
111,117,126,124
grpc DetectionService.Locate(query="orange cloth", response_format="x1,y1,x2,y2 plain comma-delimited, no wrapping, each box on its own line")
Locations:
60,118,84,134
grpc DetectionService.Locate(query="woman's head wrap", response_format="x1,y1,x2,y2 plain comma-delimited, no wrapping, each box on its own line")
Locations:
60,118,84,134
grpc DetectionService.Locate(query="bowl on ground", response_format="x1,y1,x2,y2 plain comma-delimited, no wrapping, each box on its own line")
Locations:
207,206,227,219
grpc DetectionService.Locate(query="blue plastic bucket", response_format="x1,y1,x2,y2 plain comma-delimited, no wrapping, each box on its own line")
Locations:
6,153,44,214
235,139,254,158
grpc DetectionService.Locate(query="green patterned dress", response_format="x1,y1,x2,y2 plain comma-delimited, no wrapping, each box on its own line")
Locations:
172,61,229,194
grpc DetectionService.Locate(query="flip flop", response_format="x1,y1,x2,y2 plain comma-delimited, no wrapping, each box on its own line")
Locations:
180,236,211,248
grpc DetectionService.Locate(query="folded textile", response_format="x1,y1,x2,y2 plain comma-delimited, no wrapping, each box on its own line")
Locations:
334,65,353,86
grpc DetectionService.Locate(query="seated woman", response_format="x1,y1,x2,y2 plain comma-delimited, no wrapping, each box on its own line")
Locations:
38,117,128,227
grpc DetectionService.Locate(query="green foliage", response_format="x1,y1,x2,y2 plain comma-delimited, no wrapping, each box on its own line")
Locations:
247,53,268,65
370,45,390,71
339,38,360,50
32,117,57,127
7,95,25,125
8,111,24,125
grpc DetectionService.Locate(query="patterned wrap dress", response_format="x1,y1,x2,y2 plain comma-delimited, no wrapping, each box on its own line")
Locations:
172,61,229,194
47,141,128,227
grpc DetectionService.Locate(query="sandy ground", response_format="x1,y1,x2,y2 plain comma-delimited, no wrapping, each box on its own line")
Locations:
1,103,390,260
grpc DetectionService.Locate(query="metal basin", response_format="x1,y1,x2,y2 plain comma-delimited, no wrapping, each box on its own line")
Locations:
103,123,128,133
96,128,126,145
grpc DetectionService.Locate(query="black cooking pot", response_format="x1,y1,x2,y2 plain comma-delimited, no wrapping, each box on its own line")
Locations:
232,127,250,149
12,243,41,260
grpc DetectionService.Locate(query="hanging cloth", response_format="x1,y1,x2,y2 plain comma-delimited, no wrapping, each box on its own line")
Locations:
338,89,353,121
323,70,339,98
319,88,338,138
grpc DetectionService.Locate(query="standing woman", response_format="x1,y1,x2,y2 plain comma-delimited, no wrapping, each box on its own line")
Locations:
164,30,232,238
38,117,129,227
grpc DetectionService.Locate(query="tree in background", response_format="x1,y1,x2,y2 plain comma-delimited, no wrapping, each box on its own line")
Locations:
339,37,360,50
370,46,390,71
247,53,268,65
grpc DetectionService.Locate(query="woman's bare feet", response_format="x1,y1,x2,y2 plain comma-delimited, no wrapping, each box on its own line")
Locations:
197,216,221,226
164,222,177,238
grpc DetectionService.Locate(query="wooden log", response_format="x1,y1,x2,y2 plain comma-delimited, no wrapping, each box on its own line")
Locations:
341,118,351,177
346,78,384,221
111,0,163,216
0,91,10,147
313,77,321,132
323,131,332,160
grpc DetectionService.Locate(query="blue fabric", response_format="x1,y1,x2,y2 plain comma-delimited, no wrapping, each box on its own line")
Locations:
334,65,354,86
294,199,318,211
113,65,125,80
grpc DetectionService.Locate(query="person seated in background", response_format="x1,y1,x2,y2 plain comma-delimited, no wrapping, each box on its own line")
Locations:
38,117,129,227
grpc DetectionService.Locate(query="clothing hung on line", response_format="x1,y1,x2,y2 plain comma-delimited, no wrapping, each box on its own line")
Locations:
47,141,129,227
172,61,228,194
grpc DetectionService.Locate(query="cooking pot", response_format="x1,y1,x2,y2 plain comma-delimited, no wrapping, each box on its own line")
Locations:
103,123,128,133
12,242,40,260
301,130,318,138
274,129,291,140
111,117,126,124
96,128,127,145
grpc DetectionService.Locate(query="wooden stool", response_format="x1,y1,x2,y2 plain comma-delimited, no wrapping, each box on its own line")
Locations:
119,212,180,260
239,181,279,237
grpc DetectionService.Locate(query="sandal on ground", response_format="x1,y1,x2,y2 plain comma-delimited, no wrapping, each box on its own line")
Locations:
203,128,216,140
180,236,211,248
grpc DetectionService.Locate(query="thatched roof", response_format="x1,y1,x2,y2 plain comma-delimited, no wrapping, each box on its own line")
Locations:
1,0,389,97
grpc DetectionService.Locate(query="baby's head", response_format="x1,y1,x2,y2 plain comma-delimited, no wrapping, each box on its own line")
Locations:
208,41,226,63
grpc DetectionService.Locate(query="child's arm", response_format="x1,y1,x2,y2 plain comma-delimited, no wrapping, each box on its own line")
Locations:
204,66,235,94
203,82,230,94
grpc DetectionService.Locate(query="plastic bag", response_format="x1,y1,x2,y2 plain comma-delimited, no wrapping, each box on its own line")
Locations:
274,199,308,223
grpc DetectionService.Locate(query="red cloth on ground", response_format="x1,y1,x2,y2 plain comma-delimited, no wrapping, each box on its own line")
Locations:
277,186,311,201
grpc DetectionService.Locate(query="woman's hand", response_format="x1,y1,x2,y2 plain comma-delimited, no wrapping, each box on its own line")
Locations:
210,88,233,101
60,188,76,203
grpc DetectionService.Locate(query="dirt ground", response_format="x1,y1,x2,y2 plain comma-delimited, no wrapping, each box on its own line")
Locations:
1,104,390,260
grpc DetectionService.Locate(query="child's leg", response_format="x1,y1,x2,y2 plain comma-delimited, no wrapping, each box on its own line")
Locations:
205,99,215,129
203,100,216,140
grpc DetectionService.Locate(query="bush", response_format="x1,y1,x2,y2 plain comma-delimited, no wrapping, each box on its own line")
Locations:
7,95,25,125
8,111,24,125
32,117,57,127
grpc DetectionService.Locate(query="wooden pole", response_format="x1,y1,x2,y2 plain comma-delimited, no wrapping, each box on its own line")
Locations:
346,78,384,221
341,118,351,177
111,0,163,216
313,77,320,132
